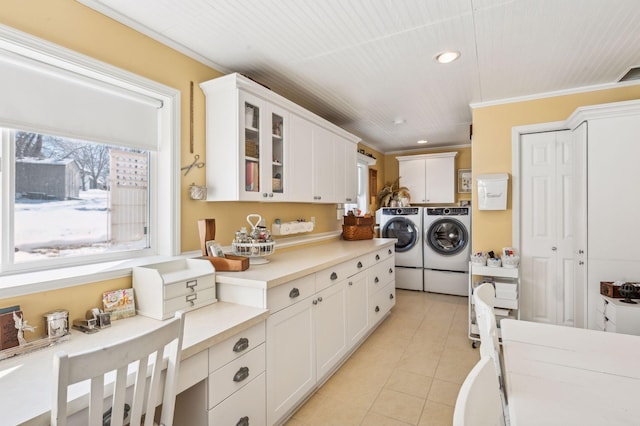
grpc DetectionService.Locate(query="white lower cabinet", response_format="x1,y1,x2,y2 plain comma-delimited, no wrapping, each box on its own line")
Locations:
595,295,640,335
267,295,316,425
346,272,369,347
208,322,267,425
315,281,348,380
209,373,266,426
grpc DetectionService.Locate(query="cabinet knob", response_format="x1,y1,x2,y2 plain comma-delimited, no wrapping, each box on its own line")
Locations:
317,296,323,302
269,193,274,197
388,249,392,255
357,261,363,268
551,246,557,251
578,249,585,254
578,261,584,265
389,293,394,300
233,366,250,382
374,277,379,284
289,287,300,298
375,306,380,313
236,416,249,426
262,193,268,197
348,281,353,286
330,272,338,280
375,254,380,261
233,337,249,353
313,299,318,305
389,268,393,274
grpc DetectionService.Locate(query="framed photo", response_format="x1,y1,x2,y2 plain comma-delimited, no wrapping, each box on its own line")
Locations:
458,169,472,193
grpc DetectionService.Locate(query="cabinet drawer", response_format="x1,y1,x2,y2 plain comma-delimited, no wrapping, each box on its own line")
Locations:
163,287,217,318
372,246,395,264
164,274,215,299
370,282,395,325
368,257,395,293
602,298,617,324
316,256,369,292
209,322,265,372
209,343,266,408
209,372,266,426
267,274,315,313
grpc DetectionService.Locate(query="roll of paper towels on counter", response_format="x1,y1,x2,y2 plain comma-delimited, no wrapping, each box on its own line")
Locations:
477,173,509,210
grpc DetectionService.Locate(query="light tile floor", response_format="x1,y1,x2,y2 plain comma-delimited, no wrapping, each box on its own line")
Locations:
285,289,479,426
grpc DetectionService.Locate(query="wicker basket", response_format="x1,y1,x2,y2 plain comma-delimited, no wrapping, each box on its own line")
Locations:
342,224,374,241
343,215,374,226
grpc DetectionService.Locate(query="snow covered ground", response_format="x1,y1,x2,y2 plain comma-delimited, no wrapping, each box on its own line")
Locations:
14,189,145,262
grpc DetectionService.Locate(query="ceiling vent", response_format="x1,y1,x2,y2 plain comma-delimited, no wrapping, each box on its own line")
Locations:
618,66,640,82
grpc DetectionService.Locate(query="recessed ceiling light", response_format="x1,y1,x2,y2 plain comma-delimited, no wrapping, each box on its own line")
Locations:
417,139,428,144
393,118,406,125
435,51,460,64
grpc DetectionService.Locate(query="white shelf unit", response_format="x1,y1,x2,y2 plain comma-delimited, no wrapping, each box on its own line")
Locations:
468,262,520,348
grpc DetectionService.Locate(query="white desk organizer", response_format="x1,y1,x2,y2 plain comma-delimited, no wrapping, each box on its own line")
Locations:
133,258,217,320
272,221,314,236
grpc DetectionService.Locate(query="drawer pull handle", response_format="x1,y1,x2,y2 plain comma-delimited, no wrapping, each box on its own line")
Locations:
289,288,300,299
348,281,353,286
186,279,197,290
236,416,249,426
604,316,609,322
388,249,392,255
318,296,323,302
389,293,394,300
357,261,363,268
375,306,380,313
233,337,249,353
233,366,250,382
389,268,393,274
374,277,379,284
375,254,380,261
186,293,197,302
330,272,338,280
313,299,318,305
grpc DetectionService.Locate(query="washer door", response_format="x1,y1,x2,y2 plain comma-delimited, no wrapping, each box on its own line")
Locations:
425,218,468,256
381,218,419,253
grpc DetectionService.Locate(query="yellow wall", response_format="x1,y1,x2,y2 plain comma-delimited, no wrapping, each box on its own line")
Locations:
0,0,340,334
382,146,472,207
471,85,640,255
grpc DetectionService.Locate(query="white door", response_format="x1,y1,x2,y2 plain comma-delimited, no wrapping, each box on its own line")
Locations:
288,114,313,202
425,156,455,203
399,159,426,203
520,130,575,325
314,281,348,380
346,272,368,348
312,126,335,202
266,298,315,425
572,122,588,328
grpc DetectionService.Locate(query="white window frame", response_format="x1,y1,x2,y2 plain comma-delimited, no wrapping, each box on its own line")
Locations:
0,24,180,298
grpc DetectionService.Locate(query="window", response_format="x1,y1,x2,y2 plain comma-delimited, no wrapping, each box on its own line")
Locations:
0,25,180,280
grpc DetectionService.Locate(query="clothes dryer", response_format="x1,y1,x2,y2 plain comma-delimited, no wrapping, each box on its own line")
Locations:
380,207,423,291
423,207,470,296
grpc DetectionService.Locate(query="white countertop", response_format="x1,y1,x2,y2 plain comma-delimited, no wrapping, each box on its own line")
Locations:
0,301,268,425
216,238,395,289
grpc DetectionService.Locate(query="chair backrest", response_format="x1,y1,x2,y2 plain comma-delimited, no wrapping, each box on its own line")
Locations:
453,357,503,426
52,311,185,426
473,283,500,361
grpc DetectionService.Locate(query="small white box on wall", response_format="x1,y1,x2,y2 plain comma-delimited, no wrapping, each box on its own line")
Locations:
477,173,509,210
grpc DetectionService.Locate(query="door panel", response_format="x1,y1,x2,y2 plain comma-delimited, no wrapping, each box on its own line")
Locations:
521,130,574,325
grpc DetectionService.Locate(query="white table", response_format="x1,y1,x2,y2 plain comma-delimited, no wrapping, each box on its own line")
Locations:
501,319,640,426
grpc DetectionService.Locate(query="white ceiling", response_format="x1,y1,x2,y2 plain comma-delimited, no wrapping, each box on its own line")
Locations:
77,0,640,153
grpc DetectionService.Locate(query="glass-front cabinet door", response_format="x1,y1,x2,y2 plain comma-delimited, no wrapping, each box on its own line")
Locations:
240,92,287,200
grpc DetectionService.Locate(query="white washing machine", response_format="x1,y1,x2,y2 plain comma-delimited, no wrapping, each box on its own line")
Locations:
423,207,471,296
380,207,423,291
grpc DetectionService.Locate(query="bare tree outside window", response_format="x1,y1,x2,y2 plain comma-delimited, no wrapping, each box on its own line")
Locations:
12,130,150,262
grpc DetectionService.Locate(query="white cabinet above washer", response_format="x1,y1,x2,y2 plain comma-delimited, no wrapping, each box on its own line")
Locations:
397,152,457,204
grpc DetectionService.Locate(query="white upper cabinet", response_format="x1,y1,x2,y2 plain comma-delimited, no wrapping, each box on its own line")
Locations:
397,152,458,204
200,73,360,202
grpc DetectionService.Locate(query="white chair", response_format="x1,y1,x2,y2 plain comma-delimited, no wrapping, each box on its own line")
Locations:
453,357,504,426
474,282,508,425
52,311,185,426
